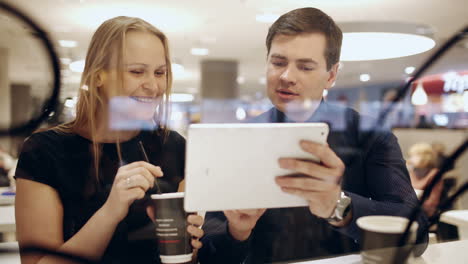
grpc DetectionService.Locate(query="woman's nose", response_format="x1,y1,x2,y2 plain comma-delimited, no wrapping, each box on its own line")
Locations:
142,75,160,94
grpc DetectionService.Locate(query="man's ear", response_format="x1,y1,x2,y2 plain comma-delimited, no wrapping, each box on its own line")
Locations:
326,62,340,89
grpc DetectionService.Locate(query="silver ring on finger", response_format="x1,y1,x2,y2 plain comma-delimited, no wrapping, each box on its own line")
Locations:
125,176,134,188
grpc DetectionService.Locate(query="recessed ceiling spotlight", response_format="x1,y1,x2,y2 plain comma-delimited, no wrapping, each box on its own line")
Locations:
339,22,435,61
200,36,217,44
405,66,416,74
360,74,370,82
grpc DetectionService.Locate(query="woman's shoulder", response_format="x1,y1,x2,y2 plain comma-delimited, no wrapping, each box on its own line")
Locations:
23,128,85,153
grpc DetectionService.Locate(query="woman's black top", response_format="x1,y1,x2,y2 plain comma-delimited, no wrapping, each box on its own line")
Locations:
15,129,186,264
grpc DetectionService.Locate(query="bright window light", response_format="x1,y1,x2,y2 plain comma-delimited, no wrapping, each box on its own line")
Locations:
237,76,245,84
170,93,194,103
191,48,209,56
59,40,78,48
60,58,72,64
259,77,266,85
255,13,280,23
433,114,449,126
464,91,468,112
64,97,78,108
171,63,186,80
236,107,247,120
341,33,435,61
69,60,85,73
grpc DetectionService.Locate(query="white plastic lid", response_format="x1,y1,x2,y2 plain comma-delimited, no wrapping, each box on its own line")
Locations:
357,216,418,234
160,253,192,263
151,192,184,200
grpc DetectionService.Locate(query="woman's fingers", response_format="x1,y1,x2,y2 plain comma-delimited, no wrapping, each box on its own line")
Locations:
119,161,163,178
127,187,146,203
117,174,151,191
119,167,155,188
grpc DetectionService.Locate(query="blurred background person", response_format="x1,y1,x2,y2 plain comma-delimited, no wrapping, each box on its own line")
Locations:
0,146,16,189
407,142,439,200
407,142,459,241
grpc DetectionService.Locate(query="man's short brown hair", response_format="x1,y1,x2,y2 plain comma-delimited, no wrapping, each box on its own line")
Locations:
266,7,342,71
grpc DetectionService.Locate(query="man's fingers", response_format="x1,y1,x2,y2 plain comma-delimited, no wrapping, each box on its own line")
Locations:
299,140,344,169
278,159,341,183
223,209,265,220
191,239,203,249
275,175,338,191
234,209,265,217
187,214,204,227
280,187,310,200
187,225,204,238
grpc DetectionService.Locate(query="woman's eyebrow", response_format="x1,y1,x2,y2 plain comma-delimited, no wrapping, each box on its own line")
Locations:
125,63,167,69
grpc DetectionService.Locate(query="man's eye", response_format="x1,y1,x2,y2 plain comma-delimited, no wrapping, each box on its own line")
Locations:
299,65,314,71
272,61,286,67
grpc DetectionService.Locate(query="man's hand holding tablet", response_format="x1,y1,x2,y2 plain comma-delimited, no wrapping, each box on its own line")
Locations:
225,140,351,241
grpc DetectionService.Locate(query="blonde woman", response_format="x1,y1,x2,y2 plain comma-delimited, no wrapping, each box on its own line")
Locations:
15,16,203,264
407,143,443,217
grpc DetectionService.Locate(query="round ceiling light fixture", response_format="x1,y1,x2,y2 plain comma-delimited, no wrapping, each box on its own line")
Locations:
339,22,436,61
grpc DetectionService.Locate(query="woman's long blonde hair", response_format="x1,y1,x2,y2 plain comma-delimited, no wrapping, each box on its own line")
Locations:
56,16,173,180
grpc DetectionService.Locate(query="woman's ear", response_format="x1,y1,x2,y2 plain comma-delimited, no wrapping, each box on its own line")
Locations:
97,71,107,87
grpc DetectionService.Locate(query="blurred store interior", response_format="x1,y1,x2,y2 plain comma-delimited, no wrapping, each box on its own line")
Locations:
0,0,468,247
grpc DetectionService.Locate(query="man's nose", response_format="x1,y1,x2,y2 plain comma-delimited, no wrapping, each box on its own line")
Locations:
279,66,297,85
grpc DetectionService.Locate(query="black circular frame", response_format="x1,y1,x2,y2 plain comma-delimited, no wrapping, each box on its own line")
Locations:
0,1,60,136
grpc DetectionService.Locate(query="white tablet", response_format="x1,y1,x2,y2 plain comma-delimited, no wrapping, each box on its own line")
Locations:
184,122,329,212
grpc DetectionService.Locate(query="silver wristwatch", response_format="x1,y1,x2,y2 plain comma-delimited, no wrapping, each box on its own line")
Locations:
324,191,352,223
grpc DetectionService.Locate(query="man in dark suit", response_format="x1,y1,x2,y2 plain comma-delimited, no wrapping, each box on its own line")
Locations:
199,7,428,263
